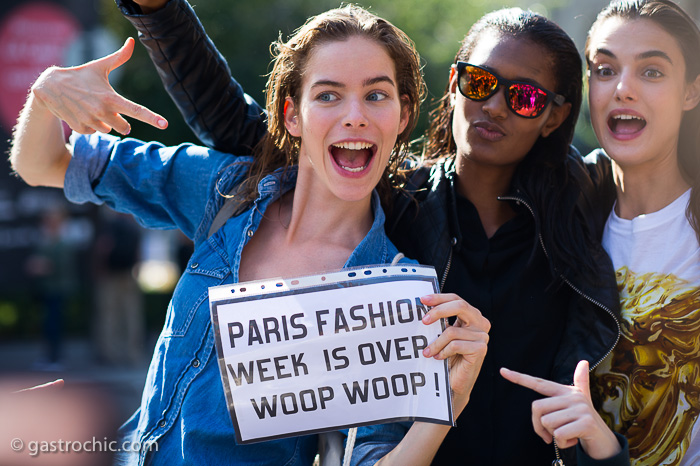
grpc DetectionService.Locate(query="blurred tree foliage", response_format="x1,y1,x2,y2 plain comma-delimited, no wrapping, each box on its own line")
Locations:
99,0,512,147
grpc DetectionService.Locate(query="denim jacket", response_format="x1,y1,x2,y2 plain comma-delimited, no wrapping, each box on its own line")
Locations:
65,132,412,466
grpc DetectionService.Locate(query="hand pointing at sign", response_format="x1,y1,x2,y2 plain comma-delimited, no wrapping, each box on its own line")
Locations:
500,360,622,460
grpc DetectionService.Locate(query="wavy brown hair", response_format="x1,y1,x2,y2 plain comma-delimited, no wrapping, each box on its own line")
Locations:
586,0,700,244
235,5,425,207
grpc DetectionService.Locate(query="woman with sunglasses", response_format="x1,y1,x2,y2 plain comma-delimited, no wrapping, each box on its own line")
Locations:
55,1,620,463
502,1,700,465
405,10,619,465
9,5,491,465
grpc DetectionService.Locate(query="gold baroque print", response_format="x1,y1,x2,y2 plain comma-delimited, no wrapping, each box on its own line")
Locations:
592,267,700,466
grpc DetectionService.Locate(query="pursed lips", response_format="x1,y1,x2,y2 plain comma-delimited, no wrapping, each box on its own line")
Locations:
473,120,506,141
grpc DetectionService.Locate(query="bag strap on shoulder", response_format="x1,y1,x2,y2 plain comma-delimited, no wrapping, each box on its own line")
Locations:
387,165,431,236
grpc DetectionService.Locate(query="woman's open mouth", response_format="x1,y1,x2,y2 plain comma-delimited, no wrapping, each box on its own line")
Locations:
329,141,376,175
608,113,647,138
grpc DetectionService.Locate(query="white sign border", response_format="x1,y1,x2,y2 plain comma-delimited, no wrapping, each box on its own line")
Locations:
209,264,453,444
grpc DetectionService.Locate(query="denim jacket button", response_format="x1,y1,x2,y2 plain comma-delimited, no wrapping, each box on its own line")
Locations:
159,420,166,428
247,230,254,237
192,359,200,368
190,262,199,269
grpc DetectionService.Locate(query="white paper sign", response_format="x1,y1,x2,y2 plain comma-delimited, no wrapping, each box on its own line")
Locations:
209,264,453,444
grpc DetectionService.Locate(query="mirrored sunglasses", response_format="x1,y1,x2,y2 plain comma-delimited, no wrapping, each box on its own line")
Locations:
455,62,565,118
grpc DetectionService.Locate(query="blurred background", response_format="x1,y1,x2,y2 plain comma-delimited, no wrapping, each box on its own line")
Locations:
0,0,698,455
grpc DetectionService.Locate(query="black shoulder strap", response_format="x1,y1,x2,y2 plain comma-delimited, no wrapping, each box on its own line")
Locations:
207,188,250,239
386,165,431,236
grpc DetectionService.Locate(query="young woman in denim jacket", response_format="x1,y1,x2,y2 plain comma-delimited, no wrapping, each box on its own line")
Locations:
33,2,622,463
9,6,490,465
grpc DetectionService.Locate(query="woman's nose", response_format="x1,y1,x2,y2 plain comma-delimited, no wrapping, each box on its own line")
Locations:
481,87,509,119
614,70,637,102
343,100,368,128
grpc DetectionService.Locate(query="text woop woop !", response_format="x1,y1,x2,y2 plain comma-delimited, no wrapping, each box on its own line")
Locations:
209,265,453,444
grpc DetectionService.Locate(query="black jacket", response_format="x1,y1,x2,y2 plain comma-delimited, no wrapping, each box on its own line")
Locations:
116,0,268,154
387,155,621,386
115,0,626,463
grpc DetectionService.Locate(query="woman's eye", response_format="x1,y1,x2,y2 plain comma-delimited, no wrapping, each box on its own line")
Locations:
367,91,388,102
317,92,338,102
595,66,615,77
643,68,664,79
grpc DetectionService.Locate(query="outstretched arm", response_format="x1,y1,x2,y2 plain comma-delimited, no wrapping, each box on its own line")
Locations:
10,38,166,188
375,293,490,465
115,0,268,153
501,361,629,464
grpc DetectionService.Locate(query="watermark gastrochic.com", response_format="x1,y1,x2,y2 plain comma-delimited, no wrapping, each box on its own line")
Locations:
10,437,158,457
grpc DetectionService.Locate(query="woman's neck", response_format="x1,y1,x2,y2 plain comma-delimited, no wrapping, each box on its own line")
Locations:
237,168,374,283
455,158,517,238
612,155,690,219
283,178,374,249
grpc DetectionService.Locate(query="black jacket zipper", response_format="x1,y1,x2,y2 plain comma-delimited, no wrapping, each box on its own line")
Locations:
498,195,622,465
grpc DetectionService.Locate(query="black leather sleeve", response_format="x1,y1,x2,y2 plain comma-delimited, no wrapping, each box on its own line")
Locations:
582,148,617,237
114,0,268,154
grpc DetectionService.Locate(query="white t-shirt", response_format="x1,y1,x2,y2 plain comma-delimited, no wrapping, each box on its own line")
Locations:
593,190,700,466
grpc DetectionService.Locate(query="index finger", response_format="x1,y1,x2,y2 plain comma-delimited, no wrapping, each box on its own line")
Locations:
115,95,168,130
500,367,569,397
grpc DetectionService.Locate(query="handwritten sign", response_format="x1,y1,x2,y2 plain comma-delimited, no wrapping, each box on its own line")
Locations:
209,265,453,444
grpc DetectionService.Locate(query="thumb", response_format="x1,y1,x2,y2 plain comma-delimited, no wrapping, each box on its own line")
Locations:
573,360,591,399
100,37,135,74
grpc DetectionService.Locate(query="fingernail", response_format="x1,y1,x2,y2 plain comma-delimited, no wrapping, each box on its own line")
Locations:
157,118,167,128
422,313,431,324
124,126,131,136
423,347,431,358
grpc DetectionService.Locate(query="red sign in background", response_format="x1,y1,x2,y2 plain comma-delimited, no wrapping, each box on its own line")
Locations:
0,2,80,131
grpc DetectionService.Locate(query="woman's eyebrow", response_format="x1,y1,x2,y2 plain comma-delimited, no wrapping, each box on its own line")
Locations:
310,79,344,90
363,75,396,87
594,47,616,59
310,75,396,90
637,50,673,64
593,47,673,64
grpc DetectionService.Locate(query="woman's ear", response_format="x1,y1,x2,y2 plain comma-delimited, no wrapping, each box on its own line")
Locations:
541,102,571,138
683,74,700,112
284,97,301,137
449,65,458,105
399,95,411,135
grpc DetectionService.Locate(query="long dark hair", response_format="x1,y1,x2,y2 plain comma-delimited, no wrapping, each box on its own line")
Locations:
586,0,700,243
425,8,594,280
238,5,425,207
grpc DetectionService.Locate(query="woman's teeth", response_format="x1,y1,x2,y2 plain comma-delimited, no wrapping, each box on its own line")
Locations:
332,141,373,150
331,142,373,172
612,114,644,121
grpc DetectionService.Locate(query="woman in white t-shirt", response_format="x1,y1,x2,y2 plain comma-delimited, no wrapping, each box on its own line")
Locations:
500,1,700,465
